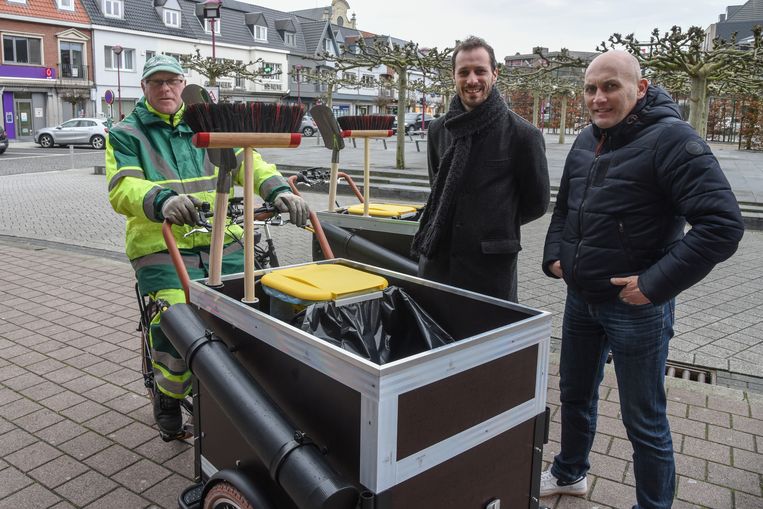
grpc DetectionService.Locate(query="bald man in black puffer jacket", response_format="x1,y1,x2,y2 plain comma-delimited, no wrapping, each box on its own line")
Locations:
540,51,743,509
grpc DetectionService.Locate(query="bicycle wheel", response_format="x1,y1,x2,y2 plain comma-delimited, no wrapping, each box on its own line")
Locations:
254,243,279,269
203,482,255,509
136,284,158,401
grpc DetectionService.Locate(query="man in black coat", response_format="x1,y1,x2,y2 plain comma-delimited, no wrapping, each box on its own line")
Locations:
411,36,549,301
540,51,744,508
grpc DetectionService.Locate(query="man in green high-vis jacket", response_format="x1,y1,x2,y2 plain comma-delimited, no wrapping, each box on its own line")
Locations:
106,55,308,439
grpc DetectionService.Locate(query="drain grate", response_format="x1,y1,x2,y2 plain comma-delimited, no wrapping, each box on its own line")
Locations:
605,354,715,385
665,361,715,384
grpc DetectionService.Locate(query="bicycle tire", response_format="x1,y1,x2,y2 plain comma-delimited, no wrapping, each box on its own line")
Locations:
203,482,255,509
136,284,158,401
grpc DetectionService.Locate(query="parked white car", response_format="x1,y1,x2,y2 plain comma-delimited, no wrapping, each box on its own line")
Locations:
35,118,109,149
300,114,318,137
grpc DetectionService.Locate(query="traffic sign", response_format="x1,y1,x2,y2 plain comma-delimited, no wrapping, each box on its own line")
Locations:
104,90,115,105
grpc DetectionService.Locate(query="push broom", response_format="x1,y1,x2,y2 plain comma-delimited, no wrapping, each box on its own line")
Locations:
183,102,303,304
336,115,394,216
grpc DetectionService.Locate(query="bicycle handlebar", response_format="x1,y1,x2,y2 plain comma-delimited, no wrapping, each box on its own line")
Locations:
294,168,364,203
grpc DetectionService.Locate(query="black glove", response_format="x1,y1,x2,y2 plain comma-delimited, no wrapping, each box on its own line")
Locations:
161,195,202,226
274,192,310,228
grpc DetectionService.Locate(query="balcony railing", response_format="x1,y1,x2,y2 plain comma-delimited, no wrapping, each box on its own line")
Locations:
60,63,88,80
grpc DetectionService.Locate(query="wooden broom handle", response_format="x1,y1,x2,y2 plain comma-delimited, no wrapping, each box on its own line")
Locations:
193,132,302,148
328,161,338,212
205,192,228,288
242,147,257,304
363,138,370,216
340,130,393,138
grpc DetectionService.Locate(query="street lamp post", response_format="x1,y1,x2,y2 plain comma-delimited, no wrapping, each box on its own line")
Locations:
295,64,303,106
202,0,221,60
113,44,123,120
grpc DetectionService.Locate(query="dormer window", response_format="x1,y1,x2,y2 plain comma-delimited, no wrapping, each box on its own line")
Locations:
245,13,268,43
204,18,221,34
103,0,123,18
254,25,267,41
164,9,181,28
57,0,74,10
274,19,296,47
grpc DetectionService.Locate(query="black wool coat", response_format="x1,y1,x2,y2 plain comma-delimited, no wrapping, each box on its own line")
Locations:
418,109,550,301
542,86,744,304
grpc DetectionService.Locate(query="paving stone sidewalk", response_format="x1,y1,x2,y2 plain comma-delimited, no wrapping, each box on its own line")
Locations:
0,235,761,508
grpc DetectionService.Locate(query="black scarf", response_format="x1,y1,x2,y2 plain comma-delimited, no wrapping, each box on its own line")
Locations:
411,87,507,257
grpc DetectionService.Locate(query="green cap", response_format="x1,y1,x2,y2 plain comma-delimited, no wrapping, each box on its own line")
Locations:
142,55,184,80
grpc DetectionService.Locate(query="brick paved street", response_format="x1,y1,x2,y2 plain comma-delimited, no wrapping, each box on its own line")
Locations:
0,239,760,508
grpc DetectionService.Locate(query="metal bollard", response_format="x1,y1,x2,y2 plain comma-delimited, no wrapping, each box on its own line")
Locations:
70,145,75,169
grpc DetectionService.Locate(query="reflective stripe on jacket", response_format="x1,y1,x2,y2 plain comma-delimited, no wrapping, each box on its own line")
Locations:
106,98,288,262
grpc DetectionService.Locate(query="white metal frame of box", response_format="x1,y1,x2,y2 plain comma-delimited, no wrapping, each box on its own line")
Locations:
190,259,551,493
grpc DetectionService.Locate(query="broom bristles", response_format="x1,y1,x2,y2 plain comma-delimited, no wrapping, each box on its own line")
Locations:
337,115,394,131
184,102,306,134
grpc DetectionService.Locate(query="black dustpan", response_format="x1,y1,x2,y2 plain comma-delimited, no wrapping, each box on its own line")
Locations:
310,105,344,212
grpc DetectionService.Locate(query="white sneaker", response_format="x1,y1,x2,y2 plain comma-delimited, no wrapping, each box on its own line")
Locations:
539,468,588,497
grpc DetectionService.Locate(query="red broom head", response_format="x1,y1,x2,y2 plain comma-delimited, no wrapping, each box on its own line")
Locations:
336,115,394,131
184,102,306,133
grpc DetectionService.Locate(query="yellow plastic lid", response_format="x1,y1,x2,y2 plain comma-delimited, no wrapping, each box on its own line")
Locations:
346,203,418,218
260,264,388,302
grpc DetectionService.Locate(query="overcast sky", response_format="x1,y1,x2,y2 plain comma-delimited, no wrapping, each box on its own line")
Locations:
243,0,728,56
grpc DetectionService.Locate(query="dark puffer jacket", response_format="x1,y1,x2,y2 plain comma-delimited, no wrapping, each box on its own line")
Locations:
543,86,744,304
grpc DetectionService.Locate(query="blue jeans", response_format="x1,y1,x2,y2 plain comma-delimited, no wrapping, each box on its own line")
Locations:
552,288,676,509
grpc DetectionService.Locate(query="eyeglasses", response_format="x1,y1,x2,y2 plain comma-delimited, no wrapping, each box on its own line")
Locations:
144,78,185,88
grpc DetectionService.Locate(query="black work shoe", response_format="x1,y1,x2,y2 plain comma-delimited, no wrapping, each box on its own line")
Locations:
153,392,182,437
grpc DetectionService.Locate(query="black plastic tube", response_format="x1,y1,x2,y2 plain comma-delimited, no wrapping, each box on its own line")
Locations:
321,222,418,275
161,304,359,509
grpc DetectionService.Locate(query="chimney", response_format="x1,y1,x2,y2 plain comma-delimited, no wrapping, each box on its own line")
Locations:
719,14,726,22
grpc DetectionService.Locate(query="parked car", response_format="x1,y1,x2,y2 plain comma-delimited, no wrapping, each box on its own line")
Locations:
35,118,109,149
300,114,318,137
392,112,435,134
0,126,8,155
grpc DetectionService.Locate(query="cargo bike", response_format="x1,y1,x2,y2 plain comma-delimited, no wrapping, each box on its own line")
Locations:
150,98,552,509
154,194,552,509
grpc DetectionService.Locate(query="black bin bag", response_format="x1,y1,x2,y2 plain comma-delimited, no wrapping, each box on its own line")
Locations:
298,286,454,365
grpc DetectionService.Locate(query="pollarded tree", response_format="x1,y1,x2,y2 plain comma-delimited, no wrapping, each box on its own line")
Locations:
499,48,587,142
180,48,265,89
599,25,763,137
319,37,452,169
292,66,363,109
